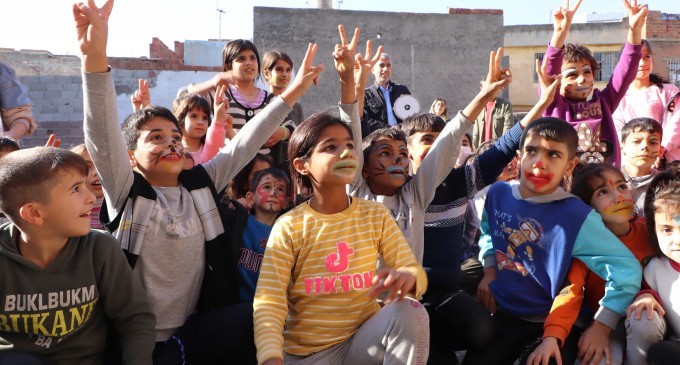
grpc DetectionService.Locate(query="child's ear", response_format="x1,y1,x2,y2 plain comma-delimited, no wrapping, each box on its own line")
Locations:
564,156,580,177
245,191,255,209
293,157,309,175
128,150,138,168
262,69,271,82
18,203,44,226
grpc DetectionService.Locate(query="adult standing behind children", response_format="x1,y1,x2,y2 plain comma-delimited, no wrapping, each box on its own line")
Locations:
0,61,37,142
541,0,647,167
471,82,515,150
613,39,680,163
76,0,323,363
361,52,412,136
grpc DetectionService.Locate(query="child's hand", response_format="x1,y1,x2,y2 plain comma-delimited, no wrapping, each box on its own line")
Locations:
210,71,237,89
623,0,648,44
536,58,562,106
131,79,151,112
626,293,666,320
577,321,612,365
354,41,383,93
477,267,497,314
479,48,512,103
261,358,283,365
552,0,582,35
334,25,359,84
280,43,324,107
527,337,562,365
213,84,229,125
73,0,113,72
368,268,416,302
45,134,61,148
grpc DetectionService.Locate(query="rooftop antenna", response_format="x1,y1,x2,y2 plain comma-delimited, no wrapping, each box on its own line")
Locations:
217,0,225,40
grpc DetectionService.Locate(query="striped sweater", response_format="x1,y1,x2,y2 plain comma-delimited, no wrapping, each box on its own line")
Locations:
253,198,427,363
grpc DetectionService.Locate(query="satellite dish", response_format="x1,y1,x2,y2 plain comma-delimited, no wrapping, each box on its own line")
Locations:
393,94,420,120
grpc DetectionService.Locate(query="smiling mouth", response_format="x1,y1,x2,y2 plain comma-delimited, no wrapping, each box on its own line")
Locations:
79,211,92,218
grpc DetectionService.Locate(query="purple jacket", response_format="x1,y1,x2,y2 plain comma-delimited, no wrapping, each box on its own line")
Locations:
541,42,642,166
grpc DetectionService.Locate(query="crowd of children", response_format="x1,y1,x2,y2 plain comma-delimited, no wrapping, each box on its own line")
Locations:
1,0,680,364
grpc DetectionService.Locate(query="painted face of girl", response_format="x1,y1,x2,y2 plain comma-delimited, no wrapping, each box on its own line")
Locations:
560,60,595,101
589,170,635,225
251,174,289,214
268,59,293,89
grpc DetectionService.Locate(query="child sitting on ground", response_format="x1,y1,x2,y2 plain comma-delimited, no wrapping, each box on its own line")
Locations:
625,166,680,365
620,117,663,217
0,147,155,365
466,118,642,365
75,1,322,363
525,163,655,365
541,0,647,166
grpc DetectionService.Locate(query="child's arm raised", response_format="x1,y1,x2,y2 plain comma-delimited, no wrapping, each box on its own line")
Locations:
130,79,150,112
77,0,135,216
198,84,231,164
204,43,324,191
549,0,582,49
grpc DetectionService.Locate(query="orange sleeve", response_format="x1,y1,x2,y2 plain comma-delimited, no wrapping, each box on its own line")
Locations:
543,259,589,346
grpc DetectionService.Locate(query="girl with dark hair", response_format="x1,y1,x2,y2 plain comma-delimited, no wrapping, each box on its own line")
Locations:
262,50,304,126
613,39,680,162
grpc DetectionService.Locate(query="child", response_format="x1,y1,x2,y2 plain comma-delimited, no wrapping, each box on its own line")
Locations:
71,144,105,230
179,40,294,168
466,118,642,365
541,0,647,166
75,1,322,363
0,147,155,364
526,163,656,365
262,50,304,126
406,59,562,363
224,153,274,207
613,39,680,163
620,117,663,218
625,167,680,365
230,167,290,302
253,27,428,364
172,89,234,168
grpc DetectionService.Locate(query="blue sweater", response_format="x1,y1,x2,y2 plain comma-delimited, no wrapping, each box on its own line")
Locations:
423,122,523,289
479,182,642,328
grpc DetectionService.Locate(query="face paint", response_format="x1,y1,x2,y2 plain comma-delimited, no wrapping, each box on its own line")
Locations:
331,160,358,176
524,171,554,190
255,176,287,210
386,165,407,178
339,148,352,159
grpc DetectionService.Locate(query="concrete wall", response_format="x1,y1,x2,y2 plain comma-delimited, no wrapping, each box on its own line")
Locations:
254,6,505,117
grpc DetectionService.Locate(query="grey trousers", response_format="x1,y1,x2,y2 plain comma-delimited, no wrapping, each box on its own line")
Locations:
625,309,666,365
284,298,430,365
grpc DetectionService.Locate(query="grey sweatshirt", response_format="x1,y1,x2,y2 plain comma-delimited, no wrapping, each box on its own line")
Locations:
0,224,155,365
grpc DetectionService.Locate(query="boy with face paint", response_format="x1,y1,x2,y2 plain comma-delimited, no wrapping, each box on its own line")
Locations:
465,118,641,364
541,0,647,167
228,167,290,302
77,1,323,363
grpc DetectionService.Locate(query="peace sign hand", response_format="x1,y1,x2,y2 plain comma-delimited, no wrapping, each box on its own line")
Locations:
354,40,383,92
480,47,512,101
536,59,561,107
552,0,582,34
623,0,648,43
73,0,113,72
334,25,360,84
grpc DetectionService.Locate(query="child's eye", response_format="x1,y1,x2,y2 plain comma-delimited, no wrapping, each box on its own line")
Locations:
324,144,336,152
549,152,560,158
596,189,608,196
173,136,182,142
277,187,286,193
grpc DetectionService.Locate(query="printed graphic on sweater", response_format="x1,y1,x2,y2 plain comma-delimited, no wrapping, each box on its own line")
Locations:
493,213,544,276
577,122,609,164
1,285,98,348
304,241,374,295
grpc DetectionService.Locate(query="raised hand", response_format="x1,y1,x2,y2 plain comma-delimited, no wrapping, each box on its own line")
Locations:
279,43,324,107
536,58,561,106
213,84,235,139
480,47,512,101
210,70,238,90
45,134,61,148
73,0,113,72
551,0,583,48
131,79,151,112
334,25,360,84
354,40,383,91
368,267,417,303
623,0,648,44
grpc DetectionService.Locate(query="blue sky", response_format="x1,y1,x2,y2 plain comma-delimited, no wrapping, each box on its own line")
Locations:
2,0,679,57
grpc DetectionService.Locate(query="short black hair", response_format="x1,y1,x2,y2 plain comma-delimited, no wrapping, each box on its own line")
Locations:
122,106,182,150
399,113,446,138
621,117,663,143
520,117,579,158
362,128,407,161
0,137,19,155
0,147,88,223
644,166,680,256
564,43,599,73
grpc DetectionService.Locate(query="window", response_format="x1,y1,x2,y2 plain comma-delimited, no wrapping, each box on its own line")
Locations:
669,60,680,87
594,51,619,82
533,52,545,83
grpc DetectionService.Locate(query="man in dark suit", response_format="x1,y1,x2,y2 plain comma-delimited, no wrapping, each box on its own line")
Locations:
361,53,411,137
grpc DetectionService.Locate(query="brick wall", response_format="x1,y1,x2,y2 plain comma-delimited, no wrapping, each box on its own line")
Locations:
645,11,680,85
